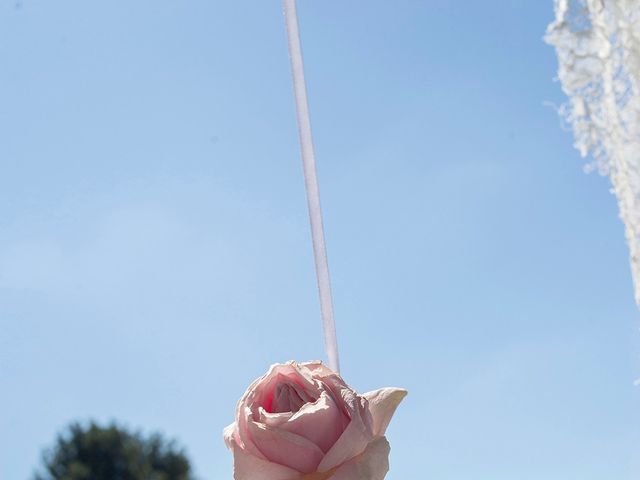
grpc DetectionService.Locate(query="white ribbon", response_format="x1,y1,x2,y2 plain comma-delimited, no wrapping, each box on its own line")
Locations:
283,0,340,373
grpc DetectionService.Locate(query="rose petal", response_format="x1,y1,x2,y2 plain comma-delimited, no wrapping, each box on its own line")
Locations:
231,443,302,480
300,467,340,480
247,420,325,474
224,422,236,450
316,392,373,472
258,407,294,428
329,436,391,480
299,361,336,378
315,374,360,430
363,388,408,437
235,405,269,460
281,391,344,452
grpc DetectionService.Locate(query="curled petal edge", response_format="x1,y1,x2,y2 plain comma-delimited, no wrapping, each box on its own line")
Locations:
363,388,408,437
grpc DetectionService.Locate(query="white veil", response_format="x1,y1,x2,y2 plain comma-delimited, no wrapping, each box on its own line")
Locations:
546,0,640,304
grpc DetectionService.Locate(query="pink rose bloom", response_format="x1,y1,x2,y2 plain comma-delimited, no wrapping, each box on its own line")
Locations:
224,361,406,480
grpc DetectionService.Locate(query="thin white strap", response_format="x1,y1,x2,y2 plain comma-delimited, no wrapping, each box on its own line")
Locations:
283,0,340,373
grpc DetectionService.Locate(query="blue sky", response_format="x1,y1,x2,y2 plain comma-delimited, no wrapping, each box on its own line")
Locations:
1,1,639,479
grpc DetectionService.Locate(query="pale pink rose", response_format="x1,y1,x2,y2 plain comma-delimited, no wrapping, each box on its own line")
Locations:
224,361,407,480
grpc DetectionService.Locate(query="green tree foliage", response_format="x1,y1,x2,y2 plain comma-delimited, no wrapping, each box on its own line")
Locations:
34,421,194,480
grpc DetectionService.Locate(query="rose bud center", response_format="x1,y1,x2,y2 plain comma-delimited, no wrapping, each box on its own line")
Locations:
267,378,317,414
